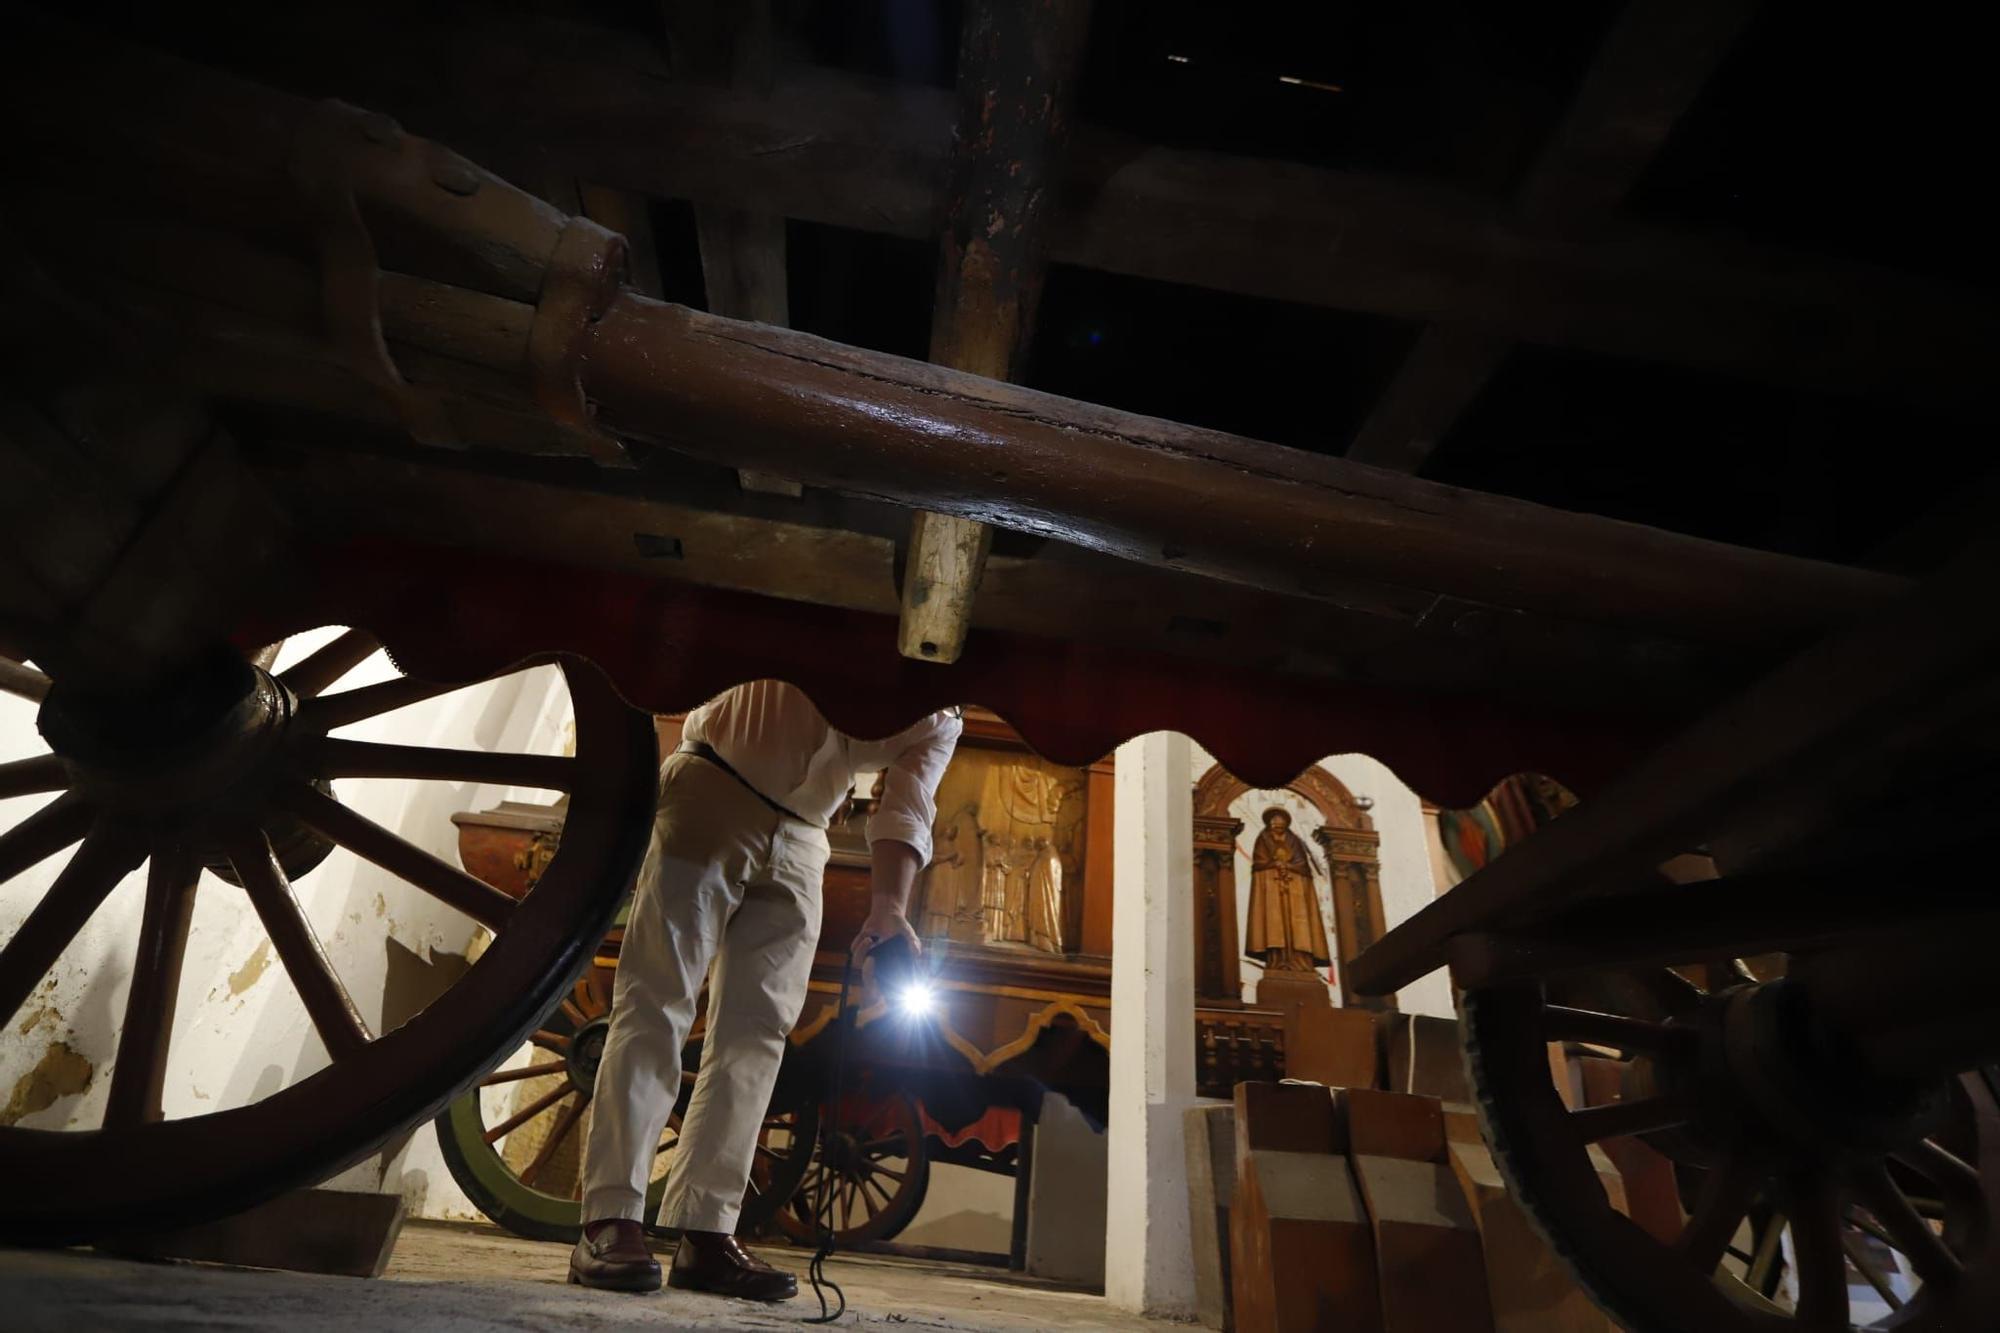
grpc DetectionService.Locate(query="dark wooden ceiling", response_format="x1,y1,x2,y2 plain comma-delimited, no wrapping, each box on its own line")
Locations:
28,0,1986,729
120,0,1989,572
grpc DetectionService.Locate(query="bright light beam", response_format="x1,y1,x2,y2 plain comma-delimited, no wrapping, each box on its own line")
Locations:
897,982,936,1019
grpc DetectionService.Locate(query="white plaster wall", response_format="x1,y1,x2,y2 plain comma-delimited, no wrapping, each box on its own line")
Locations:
1187,743,1454,1019
0,627,573,1223
894,1160,1014,1254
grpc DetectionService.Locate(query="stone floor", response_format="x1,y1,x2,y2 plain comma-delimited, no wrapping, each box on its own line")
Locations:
3,1219,1191,1331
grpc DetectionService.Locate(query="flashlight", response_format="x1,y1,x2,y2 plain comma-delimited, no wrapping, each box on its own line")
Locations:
869,935,935,1020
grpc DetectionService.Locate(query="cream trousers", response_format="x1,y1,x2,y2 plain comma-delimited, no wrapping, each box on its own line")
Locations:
579,751,828,1232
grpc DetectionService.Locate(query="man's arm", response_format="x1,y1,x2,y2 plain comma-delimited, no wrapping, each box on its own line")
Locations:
851,710,963,958
855,838,923,958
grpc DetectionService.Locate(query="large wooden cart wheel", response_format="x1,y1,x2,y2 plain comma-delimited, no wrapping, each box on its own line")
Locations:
435,962,818,1242
0,633,657,1242
781,1090,931,1246
1464,968,2000,1332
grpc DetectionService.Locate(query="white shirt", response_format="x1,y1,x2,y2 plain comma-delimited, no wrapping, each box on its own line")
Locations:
682,681,962,866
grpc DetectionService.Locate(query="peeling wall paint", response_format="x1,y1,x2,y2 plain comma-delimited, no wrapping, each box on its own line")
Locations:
2,1041,95,1127
226,941,274,997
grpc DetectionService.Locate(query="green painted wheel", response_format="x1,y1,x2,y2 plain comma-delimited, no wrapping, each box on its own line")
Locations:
435,970,819,1243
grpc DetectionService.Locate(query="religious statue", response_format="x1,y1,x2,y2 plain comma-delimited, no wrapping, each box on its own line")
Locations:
1243,807,1332,975
917,801,981,940
975,763,1070,952
1023,837,1064,954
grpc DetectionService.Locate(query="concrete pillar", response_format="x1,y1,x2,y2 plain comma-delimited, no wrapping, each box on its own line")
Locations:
1105,732,1198,1316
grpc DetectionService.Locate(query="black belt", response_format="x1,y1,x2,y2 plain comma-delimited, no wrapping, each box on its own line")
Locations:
677,741,823,828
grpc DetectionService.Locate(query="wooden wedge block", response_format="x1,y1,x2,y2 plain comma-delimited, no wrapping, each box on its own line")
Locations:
1342,1088,1495,1333
1231,1081,1382,1333
1446,1126,1617,1332
104,1187,406,1278
1284,1003,1381,1089
1186,1103,1239,1330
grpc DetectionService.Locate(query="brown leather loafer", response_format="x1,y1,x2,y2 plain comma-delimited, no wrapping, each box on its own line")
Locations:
667,1229,798,1302
568,1218,663,1292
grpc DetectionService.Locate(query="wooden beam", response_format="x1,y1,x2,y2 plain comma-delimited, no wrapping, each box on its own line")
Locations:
184,7,1994,418
1347,0,1762,473
583,299,1907,648
1445,847,1992,988
1346,537,2000,998
900,0,1093,664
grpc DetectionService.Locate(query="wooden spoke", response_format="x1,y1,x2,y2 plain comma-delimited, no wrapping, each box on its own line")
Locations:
559,997,587,1028
1787,1177,1850,1332
1567,1094,1689,1145
530,1029,570,1053
520,1093,586,1189
309,738,578,793
1896,1138,1982,1199
0,818,141,1023
0,753,67,801
484,1082,571,1143
1540,1005,1688,1053
279,629,381,698
1841,1229,1905,1311
280,783,515,931
1674,1156,1760,1274
1745,1212,1787,1293
1851,1159,1962,1284
0,657,51,703
102,847,200,1128
228,830,372,1062
301,674,467,731
0,789,93,887
480,1060,568,1087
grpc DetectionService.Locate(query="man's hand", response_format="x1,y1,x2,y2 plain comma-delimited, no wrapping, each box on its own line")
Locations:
852,838,924,959
853,900,920,961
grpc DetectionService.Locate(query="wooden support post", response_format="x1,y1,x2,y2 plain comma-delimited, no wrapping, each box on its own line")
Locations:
1341,1088,1495,1333
900,0,1092,663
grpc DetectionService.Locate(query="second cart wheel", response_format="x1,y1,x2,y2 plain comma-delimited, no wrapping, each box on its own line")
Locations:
1464,973,2000,1333
0,634,658,1242
783,1090,931,1246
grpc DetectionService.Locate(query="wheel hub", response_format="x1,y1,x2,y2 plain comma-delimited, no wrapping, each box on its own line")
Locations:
1644,978,1951,1169
568,1016,609,1093
37,650,338,881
